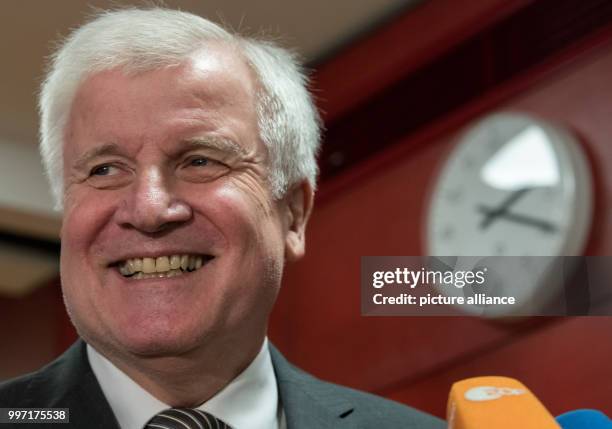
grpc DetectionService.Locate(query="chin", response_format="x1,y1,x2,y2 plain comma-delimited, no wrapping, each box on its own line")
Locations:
123,338,195,358
115,322,208,358
76,315,205,360
103,334,200,361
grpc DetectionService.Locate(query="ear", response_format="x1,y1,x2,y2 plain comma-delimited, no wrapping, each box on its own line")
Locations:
283,180,314,262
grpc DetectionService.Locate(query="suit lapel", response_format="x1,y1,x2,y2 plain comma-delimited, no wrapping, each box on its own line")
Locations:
269,344,355,429
26,340,120,429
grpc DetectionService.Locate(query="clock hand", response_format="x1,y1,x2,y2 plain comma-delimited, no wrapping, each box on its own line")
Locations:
480,188,532,229
477,205,558,233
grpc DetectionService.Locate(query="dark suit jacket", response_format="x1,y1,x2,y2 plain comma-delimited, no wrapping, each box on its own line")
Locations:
0,340,445,428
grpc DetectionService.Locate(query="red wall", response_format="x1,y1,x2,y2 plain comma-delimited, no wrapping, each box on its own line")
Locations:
270,6,612,419
0,282,61,380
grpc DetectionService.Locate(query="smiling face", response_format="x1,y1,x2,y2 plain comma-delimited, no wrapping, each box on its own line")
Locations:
61,43,306,360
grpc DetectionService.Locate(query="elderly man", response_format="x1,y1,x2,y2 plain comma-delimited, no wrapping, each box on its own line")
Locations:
0,8,444,429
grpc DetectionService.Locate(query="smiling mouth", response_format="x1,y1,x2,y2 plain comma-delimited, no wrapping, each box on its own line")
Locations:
115,254,213,280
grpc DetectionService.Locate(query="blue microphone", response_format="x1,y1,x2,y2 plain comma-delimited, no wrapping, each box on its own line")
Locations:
556,409,612,428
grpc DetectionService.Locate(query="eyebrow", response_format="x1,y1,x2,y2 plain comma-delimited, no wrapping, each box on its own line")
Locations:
182,136,248,158
72,143,124,172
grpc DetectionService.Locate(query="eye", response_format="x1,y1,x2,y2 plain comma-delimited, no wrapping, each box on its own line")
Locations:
85,162,131,189
189,157,209,167
90,164,117,176
179,155,229,183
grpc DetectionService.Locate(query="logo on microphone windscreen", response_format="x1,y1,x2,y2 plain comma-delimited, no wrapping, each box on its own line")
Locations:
465,386,526,401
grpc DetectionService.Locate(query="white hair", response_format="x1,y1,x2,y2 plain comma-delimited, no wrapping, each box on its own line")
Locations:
39,7,321,209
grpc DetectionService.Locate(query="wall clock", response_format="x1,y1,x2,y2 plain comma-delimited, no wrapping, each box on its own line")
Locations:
426,112,592,316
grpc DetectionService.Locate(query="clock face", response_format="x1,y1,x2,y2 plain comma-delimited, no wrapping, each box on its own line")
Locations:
427,113,591,258
426,113,592,316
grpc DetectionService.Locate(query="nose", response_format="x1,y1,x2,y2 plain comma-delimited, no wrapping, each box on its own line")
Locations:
115,167,192,233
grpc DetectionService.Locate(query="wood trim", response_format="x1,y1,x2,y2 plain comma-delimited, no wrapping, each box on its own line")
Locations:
0,205,60,242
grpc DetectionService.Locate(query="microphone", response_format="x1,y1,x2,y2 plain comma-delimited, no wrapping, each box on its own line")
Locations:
556,409,612,428
447,376,560,428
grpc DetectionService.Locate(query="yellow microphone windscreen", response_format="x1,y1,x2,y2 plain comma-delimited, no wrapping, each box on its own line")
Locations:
447,376,560,429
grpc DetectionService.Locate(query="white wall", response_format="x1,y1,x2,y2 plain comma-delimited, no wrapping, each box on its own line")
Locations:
0,138,56,216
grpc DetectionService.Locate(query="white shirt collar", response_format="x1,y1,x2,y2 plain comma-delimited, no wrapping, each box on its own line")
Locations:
87,338,284,429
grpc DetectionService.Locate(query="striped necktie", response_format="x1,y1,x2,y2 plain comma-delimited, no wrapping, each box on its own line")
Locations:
145,408,232,429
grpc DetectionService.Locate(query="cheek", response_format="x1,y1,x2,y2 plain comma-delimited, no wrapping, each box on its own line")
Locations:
61,192,120,263
208,184,284,250
60,205,102,298
202,185,286,301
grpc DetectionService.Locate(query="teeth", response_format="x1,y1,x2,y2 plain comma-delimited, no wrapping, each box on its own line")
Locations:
166,269,185,278
119,264,130,276
117,254,206,278
180,255,189,270
156,256,170,272
143,258,156,274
